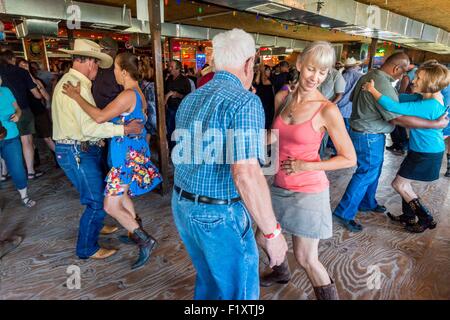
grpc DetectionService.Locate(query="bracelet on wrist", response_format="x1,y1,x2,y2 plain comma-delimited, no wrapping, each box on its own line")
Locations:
263,223,282,240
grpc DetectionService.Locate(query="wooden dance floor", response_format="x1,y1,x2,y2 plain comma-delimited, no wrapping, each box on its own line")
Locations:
0,148,449,300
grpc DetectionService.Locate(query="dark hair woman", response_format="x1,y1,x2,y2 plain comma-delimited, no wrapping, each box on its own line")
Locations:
62,52,162,269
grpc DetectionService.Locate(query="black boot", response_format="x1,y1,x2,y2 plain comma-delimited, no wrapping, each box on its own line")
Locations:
313,277,339,300
118,215,143,245
260,259,291,287
445,154,450,177
386,199,416,226
405,198,437,233
131,227,157,270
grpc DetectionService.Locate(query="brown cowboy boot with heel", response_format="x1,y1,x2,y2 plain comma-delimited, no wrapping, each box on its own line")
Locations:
260,259,291,287
313,277,339,300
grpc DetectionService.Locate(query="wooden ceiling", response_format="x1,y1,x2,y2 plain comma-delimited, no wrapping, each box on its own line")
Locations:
356,0,450,32
80,0,367,43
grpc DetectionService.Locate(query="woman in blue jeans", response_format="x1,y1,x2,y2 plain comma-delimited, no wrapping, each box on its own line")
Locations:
363,61,449,233
0,79,36,207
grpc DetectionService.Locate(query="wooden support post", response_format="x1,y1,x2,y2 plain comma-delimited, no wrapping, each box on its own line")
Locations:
149,0,170,195
368,38,378,70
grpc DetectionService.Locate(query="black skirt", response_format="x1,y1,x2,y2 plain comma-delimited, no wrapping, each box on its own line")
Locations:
397,150,444,182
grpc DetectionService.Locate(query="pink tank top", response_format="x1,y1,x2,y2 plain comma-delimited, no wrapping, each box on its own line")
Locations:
272,100,330,193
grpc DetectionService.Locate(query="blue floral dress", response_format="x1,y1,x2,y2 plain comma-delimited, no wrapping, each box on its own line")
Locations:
105,89,162,197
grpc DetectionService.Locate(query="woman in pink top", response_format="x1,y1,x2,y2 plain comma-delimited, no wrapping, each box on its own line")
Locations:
259,42,356,300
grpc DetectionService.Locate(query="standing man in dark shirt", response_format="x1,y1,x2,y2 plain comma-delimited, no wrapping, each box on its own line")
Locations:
0,50,44,179
272,60,290,94
92,38,123,184
164,60,191,151
92,37,123,109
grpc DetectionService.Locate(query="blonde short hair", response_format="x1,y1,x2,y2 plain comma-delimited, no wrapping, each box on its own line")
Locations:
297,41,336,70
417,60,450,94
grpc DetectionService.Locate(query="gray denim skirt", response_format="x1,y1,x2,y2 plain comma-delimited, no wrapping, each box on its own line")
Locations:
271,185,332,239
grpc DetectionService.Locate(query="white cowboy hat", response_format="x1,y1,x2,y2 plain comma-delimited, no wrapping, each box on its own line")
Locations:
59,39,113,69
344,57,361,67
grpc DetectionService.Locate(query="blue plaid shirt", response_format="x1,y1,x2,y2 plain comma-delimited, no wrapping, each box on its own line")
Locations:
173,71,265,199
337,68,363,119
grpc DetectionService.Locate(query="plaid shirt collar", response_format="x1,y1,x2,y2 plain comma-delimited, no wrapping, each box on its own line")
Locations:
213,71,243,88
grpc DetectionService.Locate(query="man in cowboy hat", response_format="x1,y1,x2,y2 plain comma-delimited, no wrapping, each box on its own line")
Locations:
337,57,363,132
52,39,143,260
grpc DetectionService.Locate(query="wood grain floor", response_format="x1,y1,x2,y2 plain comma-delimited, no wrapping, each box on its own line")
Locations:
0,145,449,300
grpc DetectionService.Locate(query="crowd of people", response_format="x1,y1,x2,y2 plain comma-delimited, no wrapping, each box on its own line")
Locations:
0,28,449,300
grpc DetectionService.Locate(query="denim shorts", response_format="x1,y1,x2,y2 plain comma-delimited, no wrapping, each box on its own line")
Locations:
271,185,332,239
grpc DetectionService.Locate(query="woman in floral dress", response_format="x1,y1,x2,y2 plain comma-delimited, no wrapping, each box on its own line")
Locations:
62,52,162,269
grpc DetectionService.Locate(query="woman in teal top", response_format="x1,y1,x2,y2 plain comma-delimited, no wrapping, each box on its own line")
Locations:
363,61,450,233
0,81,36,207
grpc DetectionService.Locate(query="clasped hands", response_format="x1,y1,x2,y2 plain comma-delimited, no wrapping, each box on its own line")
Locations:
281,157,311,175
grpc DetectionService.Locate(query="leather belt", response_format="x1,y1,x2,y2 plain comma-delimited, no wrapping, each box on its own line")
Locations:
174,185,241,205
350,127,365,133
56,139,104,147
56,139,105,152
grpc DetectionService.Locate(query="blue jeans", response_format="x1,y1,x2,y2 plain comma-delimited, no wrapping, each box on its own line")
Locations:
55,143,106,258
333,130,386,221
171,190,260,300
0,137,27,190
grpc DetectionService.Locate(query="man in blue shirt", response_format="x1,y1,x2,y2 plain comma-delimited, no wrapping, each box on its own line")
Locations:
172,28,288,300
338,58,364,130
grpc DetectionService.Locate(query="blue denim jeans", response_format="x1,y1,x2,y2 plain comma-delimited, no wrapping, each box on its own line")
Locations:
333,130,386,221
55,143,106,258
171,190,260,300
0,137,27,190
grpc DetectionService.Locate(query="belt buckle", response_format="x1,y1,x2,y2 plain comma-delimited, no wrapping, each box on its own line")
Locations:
80,141,89,152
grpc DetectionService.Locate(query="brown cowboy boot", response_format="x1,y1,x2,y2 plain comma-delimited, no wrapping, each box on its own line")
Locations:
260,259,291,287
313,277,339,300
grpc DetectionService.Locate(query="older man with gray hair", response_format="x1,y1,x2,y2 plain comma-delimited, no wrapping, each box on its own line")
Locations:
171,28,288,300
